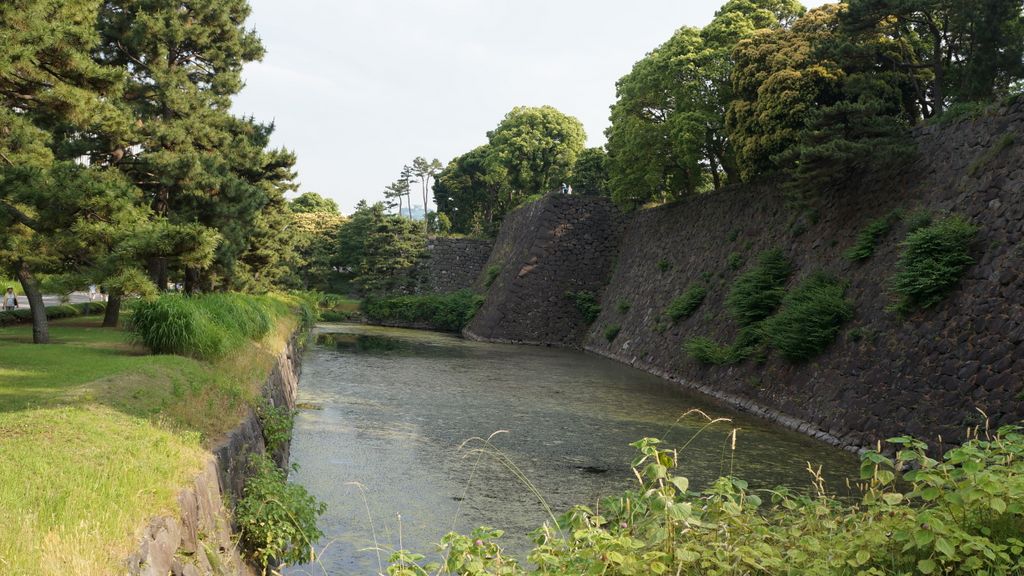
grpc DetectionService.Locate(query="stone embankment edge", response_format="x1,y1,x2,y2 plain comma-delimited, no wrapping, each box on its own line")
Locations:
580,344,872,457
125,333,303,576
464,324,871,456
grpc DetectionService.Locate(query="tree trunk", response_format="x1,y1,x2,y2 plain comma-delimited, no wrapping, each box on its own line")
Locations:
16,262,48,344
184,267,200,294
103,292,122,327
930,24,945,115
422,178,431,236
147,256,169,290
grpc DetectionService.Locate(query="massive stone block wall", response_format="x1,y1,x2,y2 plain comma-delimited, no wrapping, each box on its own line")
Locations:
464,194,624,346
420,237,494,294
473,101,1024,451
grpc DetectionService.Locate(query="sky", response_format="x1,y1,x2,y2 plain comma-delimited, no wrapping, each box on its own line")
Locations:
232,0,830,214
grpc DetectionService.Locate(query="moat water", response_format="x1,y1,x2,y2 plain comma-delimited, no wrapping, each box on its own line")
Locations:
285,324,860,575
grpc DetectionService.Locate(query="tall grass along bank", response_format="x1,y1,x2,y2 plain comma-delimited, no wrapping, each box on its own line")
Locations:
128,292,291,360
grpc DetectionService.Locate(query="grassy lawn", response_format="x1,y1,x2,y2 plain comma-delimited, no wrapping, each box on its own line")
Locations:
0,313,297,575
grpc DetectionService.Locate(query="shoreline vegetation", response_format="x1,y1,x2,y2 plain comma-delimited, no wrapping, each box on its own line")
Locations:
379,424,1024,576
0,293,309,574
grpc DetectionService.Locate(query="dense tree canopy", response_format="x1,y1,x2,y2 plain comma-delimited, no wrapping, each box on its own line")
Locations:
572,148,610,197
605,0,805,208
290,192,340,214
433,144,510,235
604,0,1023,207
335,201,425,294
433,106,585,235
487,106,586,197
0,0,308,339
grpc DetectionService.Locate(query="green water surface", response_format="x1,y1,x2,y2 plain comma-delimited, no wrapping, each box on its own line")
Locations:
286,324,860,575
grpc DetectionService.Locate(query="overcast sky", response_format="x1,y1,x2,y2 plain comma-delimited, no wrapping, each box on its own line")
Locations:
232,0,830,214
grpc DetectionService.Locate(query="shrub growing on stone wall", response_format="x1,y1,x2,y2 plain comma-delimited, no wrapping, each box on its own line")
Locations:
236,454,326,570
257,401,296,456
483,265,501,288
891,215,978,313
905,209,933,233
665,285,707,322
762,272,854,362
726,249,792,326
566,290,601,324
683,337,738,364
844,211,902,261
604,324,621,342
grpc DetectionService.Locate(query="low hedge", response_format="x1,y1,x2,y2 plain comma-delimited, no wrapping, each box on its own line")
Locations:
0,301,107,327
362,290,484,332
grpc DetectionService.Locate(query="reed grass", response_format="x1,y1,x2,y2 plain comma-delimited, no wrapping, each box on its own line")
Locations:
128,293,289,360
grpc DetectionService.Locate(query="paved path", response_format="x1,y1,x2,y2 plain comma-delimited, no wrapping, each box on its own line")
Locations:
11,292,101,310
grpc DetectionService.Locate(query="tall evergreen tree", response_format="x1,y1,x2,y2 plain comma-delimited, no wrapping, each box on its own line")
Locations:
96,0,264,289
0,0,138,342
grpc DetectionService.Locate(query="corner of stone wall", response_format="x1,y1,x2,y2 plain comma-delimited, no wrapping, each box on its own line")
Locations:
465,194,625,347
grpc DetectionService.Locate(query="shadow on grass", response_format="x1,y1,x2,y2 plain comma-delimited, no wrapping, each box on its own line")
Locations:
0,317,283,443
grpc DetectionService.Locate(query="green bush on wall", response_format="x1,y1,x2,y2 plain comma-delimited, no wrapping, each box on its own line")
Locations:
566,290,601,324
483,264,501,288
236,454,326,570
891,215,977,313
725,249,792,326
844,211,901,261
664,285,707,322
762,272,854,362
683,336,740,365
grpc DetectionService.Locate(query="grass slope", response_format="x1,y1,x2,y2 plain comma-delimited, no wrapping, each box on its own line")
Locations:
0,312,297,574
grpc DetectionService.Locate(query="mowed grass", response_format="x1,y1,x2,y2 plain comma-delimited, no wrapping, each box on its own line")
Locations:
0,313,298,575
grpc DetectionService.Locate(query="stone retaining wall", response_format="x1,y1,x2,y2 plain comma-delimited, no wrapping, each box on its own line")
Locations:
420,237,494,294
471,101,1024,452
126,336,302,576
465,194,624,346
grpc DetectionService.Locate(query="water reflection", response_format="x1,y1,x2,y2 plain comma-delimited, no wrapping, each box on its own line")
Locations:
286,324,861,575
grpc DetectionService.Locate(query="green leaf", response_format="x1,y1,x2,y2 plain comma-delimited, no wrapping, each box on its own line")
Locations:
935,537,956,558
913,529,934,548
918,558,937,574
669,476,689,493
882,492,904,505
